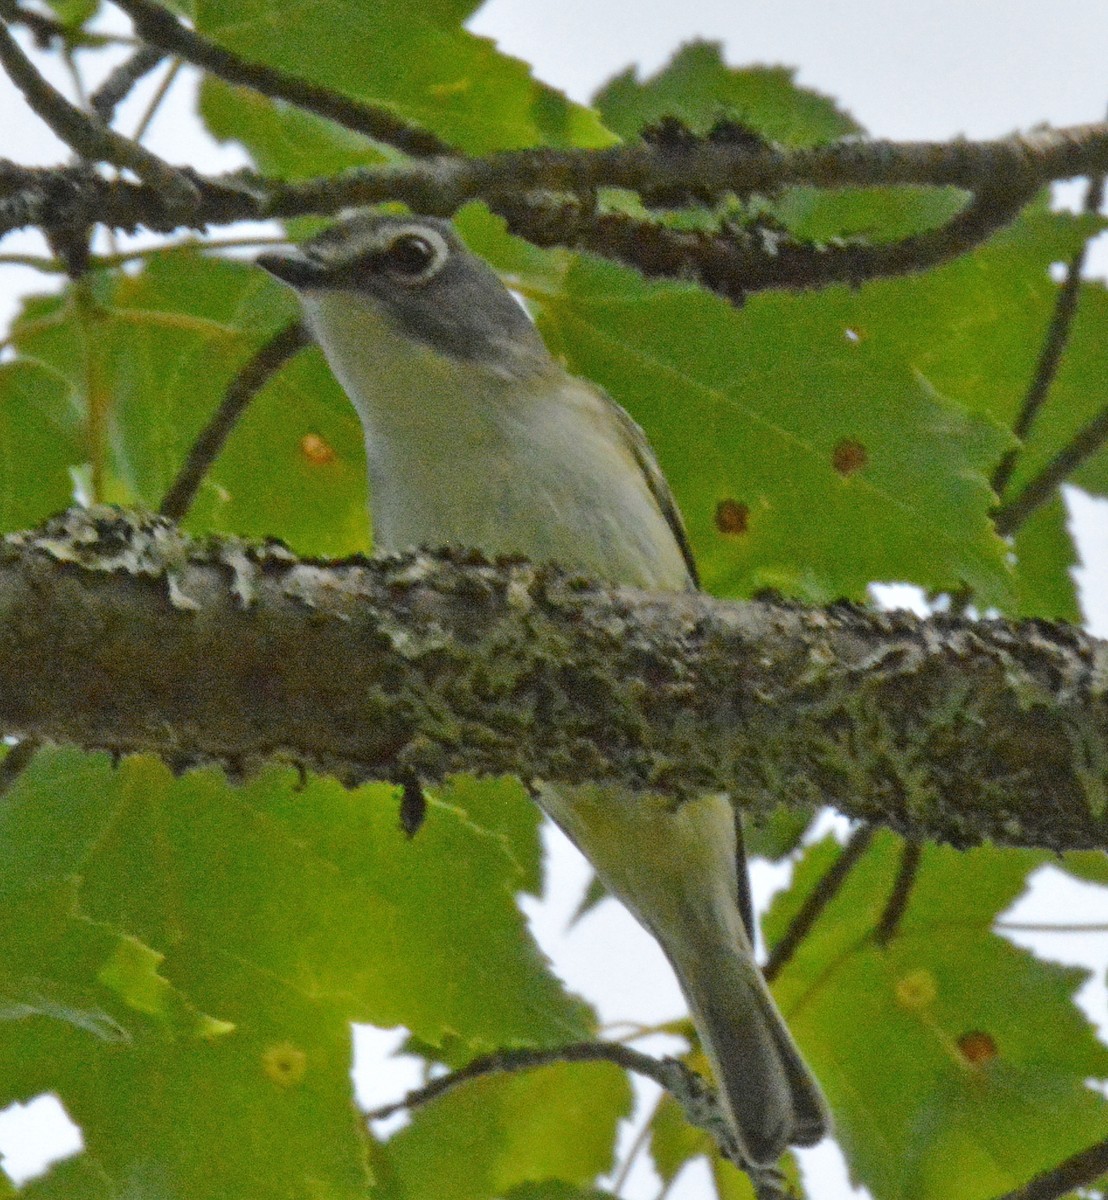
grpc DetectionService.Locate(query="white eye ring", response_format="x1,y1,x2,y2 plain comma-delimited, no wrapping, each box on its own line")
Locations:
377,227,449,284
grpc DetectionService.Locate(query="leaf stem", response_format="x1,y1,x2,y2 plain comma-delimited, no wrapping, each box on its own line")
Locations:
873,840,923,946
991,1134,1108,1200
991,171,1106,501
158,319,309,521
762,825,874,983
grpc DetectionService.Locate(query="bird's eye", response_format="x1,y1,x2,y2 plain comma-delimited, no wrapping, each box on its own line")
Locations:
379,233,442,282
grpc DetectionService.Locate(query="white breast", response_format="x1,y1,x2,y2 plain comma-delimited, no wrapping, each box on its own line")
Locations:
303,290,692,593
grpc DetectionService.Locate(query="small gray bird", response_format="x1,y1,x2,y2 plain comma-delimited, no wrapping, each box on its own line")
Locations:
258,213,829,1169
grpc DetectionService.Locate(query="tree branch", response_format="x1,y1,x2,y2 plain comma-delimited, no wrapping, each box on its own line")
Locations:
0,21,195,209
89,43,164,123
5,507,1108,853
992,1134,1108,1200
110,0,454,159
1,121,1107,298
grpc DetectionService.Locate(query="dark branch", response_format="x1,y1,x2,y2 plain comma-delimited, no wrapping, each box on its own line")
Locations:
90,43,164,123
158,319,310,521
0,20,194,207
993,401,1108,536
110,0,454,159
873,839,923,946
992,1134,1108,1200
992,172,1106,499
493,180,1034,302
762,825,874,982
1,119,1104,299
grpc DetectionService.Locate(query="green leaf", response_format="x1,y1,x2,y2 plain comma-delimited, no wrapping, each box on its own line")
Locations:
533,252,1013,603
773,184,970,244
0,361,81,533
16,1155,113,1199
200,77,387,181
765,834,1108,1200
0,751,592,1199
10,254,370,556
593,41,861,146
742,806,815,862
44,0,98,28
431,774,545,898
502,1184,619,1200
372,1060,632,1200
192,0,615,153
1008,494,1082,621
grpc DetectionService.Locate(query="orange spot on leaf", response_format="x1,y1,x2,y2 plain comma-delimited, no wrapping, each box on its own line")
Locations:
300,432,336,465
714,498,749,535
832,438,868,476
957,1031,998,1065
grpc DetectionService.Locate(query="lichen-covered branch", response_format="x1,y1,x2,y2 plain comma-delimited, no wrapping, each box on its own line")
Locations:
3,507,1108,852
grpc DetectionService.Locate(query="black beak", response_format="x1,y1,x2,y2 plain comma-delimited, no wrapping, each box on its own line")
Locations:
257,251,329,289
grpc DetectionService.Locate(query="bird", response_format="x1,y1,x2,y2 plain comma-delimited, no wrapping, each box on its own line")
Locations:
257,211,829,1169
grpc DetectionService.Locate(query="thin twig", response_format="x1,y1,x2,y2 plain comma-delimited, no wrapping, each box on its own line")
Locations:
991,1134,1108,1200
992,172,1107,499
997,921,1108,933
873,839,923,947
993,401,1108,536
90,43,164,123
364,1040,707,1121
0,21,196,209
110,0,453,159
762,825,875,983
0,0,128,49
158,319,310,521
130,55,179,143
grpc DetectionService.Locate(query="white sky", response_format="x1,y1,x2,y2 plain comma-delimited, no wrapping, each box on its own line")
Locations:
2,2,1108,1198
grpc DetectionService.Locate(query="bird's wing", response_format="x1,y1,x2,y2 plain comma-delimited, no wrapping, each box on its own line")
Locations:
604,393,701,591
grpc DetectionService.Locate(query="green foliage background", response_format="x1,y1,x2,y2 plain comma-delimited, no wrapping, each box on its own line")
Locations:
2,3,1108,1199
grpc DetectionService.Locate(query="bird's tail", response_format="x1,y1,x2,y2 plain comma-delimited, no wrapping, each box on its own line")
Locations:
535,784,829,1169
665,925,828,1168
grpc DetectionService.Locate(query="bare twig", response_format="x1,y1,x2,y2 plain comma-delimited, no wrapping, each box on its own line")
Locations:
110,0,454,159
991,1134,1108,1200
762,825,875,983
992,172,1107,499
90,43,164,123
998,921,1108,933
873,839,923,946
993,401,1108,536
0,21,195,209
158,318,310,521
0,0,127,49
364,1040,680,1121
130,55,180,143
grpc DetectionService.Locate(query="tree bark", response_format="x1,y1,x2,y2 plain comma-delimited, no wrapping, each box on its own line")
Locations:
2,506,1106,852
